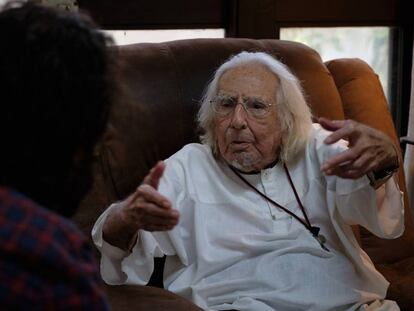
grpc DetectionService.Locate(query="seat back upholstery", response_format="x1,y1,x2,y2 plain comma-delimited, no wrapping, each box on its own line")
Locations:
74,38,414,273
326,58,414,263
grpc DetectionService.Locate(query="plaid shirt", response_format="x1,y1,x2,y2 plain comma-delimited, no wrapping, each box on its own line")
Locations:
0,186,109,310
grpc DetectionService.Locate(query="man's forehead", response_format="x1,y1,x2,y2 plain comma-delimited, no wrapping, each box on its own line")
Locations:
221,62,273,77
217,63,280,96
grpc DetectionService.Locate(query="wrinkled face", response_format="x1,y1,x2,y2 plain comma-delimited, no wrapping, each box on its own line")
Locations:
214,64,283,173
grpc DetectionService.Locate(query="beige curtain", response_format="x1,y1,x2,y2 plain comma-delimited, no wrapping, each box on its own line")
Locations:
403,48,414,212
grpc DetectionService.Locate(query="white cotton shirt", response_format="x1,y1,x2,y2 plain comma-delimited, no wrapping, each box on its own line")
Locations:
92,124,404,311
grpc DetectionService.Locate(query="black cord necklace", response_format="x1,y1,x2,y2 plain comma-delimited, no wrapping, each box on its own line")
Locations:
229,163,330,252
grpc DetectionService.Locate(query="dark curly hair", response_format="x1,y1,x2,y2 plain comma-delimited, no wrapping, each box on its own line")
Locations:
0,2,116,216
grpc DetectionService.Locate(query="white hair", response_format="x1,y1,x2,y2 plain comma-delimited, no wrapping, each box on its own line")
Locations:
197,51,313,163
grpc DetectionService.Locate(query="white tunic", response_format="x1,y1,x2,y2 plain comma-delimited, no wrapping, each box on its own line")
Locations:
92,124,404,311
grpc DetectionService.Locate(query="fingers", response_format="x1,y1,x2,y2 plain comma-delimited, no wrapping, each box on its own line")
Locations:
321,149,357,174
137,203,179,231
143,161,166,189
324,163,374,179
134,199,178,219
320,118,398,180
319,117,346,132
329,168,365,179
123,162,183,232
140,222,177,232
351,152,378,174
142,213,179,229
323,121,356,145
133,199,179,232
125,183,179,232
322,149,378,178
135,184,172,209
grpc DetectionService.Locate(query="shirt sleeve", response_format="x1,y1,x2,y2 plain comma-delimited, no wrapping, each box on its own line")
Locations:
312,124,405,239
92,159,187,286
334,177,404,239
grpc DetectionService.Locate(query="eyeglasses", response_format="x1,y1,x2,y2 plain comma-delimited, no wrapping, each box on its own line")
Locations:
211,95,273,118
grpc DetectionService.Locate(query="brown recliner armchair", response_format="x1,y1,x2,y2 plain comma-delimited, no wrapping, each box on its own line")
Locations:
73,38,414,310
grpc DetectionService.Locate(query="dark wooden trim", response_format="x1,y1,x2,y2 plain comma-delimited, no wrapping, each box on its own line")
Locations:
224,0,239,38
391,26,413,138
272,0,398,24
397,2,413,138
78,0,226,30
229,0,277,39
230,0,403,39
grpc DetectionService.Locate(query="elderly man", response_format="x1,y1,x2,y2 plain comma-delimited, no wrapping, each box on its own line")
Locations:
93,52,403,311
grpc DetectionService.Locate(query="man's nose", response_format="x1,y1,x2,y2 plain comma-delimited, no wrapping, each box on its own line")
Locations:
229,102,248,129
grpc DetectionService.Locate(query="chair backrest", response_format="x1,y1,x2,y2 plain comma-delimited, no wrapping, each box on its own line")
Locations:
74,38,414,267
325,57,414,263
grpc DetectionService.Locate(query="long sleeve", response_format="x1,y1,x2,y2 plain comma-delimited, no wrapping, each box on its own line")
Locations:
92,203,131,285
92,160,188,286
311,124,405,239
334,177,404,239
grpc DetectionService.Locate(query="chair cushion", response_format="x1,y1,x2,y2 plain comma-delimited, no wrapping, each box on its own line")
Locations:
325,58,414,264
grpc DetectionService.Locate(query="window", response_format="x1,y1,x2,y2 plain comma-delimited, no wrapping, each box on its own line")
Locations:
105,29,225,45
280,27,391,101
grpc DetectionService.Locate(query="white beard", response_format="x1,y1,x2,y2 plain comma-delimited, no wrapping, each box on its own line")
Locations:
229,151,260,173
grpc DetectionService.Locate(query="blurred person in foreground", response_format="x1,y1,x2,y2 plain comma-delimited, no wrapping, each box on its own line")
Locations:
0,2,115,309
94,51,403,311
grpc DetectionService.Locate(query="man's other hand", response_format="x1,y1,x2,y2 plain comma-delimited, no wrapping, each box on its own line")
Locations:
319,117,398,179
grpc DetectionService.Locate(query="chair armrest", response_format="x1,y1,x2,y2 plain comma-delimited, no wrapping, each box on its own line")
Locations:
105,284,202,311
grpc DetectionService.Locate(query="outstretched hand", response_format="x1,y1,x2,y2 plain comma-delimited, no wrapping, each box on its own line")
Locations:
121,161,179,232
319,117,398,179
102,161,179,251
